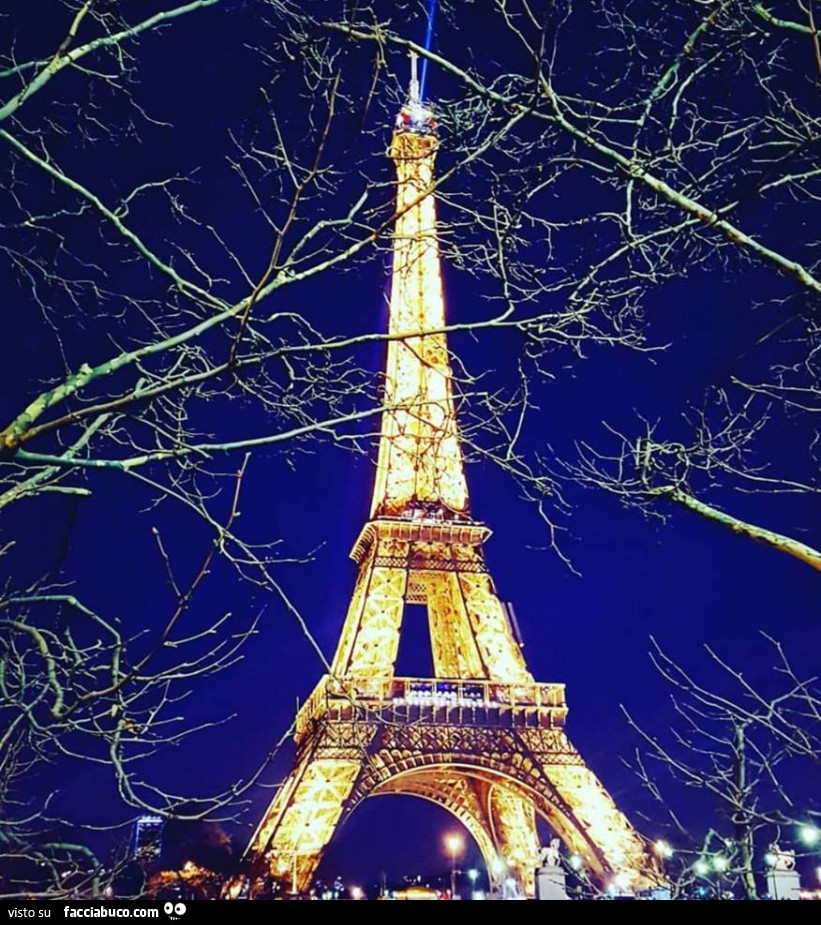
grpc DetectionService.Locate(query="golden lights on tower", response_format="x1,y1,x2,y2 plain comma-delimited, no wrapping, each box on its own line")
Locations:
371,104,468,518
245,59,657,899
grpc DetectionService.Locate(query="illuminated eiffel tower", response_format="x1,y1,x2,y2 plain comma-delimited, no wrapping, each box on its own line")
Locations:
247,58,653,898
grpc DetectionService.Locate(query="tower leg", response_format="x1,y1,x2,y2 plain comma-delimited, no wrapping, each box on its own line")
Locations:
517,728,654,889
487,784,541,897
331,544,408,678
456,565,532,684
249,752,362,894
542,760,648,885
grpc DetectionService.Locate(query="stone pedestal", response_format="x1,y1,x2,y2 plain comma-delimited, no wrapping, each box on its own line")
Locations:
644,887,672,900
766,869,800,900
535,866,570,901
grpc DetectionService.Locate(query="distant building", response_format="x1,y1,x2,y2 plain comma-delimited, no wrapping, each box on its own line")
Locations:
132,815,164,861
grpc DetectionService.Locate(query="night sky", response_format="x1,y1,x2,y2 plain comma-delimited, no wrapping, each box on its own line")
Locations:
2,0,819,889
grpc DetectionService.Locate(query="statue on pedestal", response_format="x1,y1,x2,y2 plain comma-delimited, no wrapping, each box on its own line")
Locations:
766,842,800,900
536,839,570,901
540,839,562,868
769,843,796,871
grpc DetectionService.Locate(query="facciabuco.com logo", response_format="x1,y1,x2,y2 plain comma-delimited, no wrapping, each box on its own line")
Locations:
162,904,186,921
62,908,159,918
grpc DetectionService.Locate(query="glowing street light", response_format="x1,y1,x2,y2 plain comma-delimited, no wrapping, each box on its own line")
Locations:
799,824,820,847
467,868,479,900
694,860,710,876
444,833,464,899
764,852,778,868
350,886,364,900
713,856,728,873
612,872,631,894
568,854,583,871
654,840,674,859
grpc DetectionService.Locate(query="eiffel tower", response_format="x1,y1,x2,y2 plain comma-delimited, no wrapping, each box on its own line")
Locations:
247,58,653,898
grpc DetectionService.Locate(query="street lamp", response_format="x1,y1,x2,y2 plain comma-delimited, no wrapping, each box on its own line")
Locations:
799,825,820,848
350,886,364,900
489,856,506,892
654,840,674,860
694,860,710,877
611,872,631,895
445,833,464,899
467,868,479,899
711,855,728,901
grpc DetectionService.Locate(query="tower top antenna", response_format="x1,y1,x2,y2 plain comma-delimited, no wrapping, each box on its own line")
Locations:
409,50,421,106
395,49,435,136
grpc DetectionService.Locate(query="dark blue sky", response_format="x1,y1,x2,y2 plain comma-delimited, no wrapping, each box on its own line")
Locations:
2,0,819,888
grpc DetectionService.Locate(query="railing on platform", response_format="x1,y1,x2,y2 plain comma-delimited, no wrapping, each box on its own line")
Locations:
295,675,567,740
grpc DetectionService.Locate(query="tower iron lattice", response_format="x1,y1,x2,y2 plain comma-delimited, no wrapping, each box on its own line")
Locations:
246,59,655,898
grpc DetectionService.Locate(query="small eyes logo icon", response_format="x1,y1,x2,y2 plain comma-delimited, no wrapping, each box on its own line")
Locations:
163,902,187,920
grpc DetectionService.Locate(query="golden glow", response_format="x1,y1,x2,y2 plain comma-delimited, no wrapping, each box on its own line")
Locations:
148,862,218,899
371,130,468,518
222,875,247,900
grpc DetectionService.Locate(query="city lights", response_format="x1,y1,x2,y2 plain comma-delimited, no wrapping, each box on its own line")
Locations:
799,824,820,847
445,833,464,898
712,856,728,873
653,840,674,859
612,872,631,893
694,860,710,876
